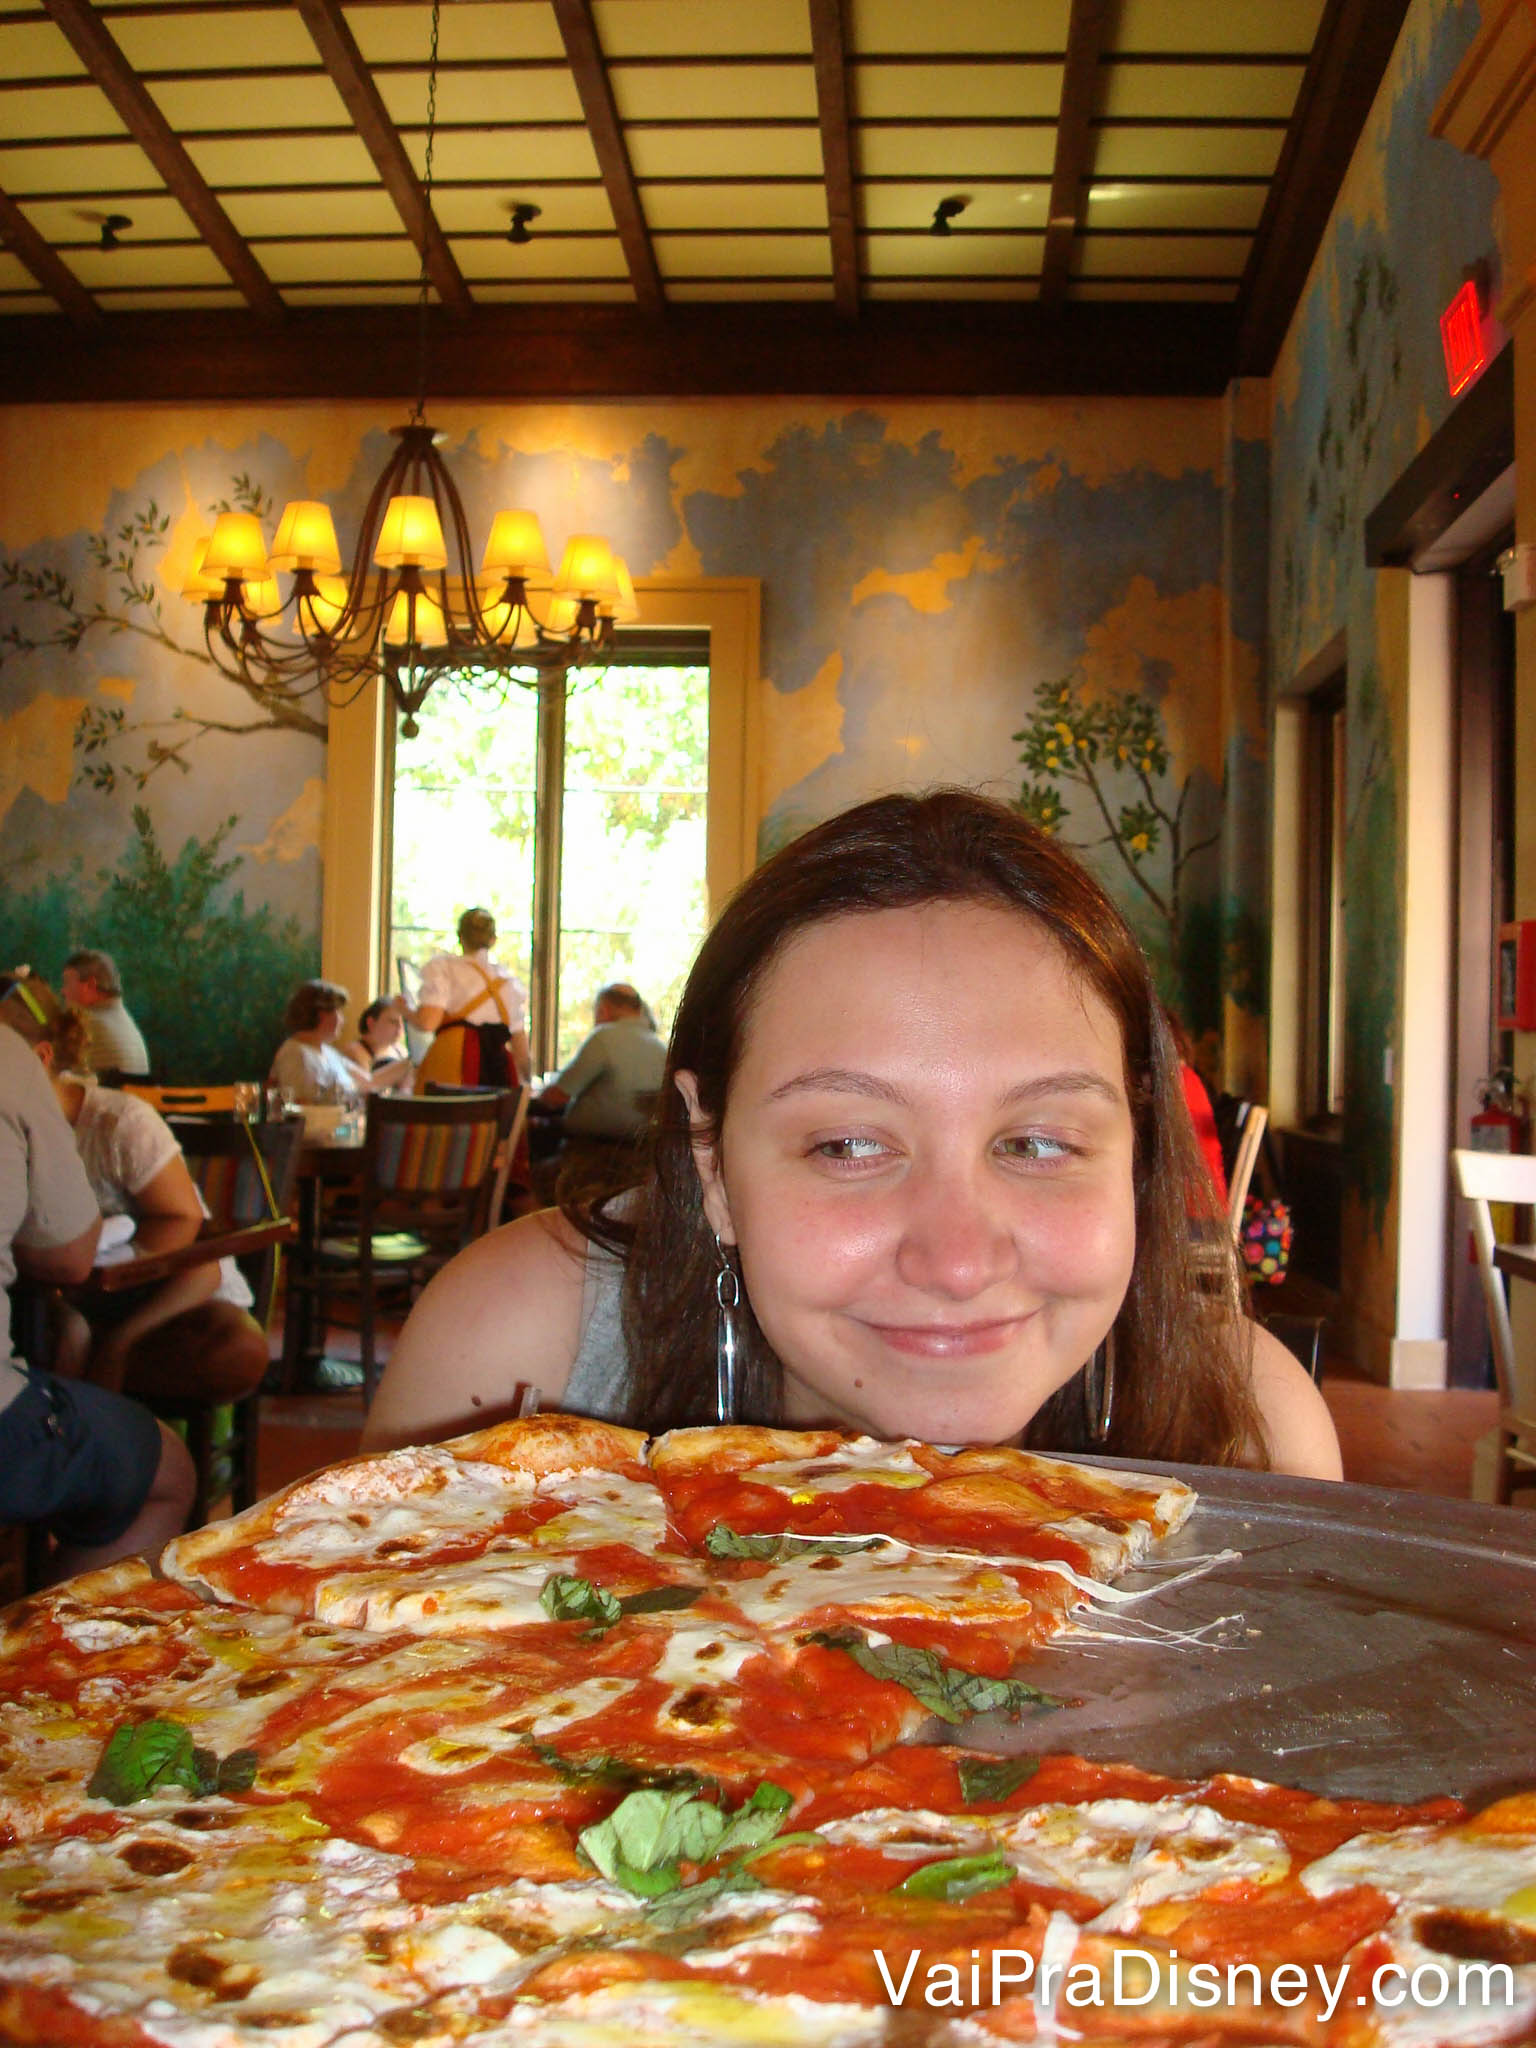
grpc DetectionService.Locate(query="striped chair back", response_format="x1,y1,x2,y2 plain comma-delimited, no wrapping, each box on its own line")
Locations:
373,1111,501,1194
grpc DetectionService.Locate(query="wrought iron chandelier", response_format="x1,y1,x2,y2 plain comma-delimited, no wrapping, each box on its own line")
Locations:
181,2,632,738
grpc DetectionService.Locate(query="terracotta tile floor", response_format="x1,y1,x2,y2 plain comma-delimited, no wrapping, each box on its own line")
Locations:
254,1320,1519,1510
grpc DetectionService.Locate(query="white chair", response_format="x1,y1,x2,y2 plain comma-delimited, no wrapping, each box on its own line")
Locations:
1450,1148,1536,1505
1225,1102,1268,1236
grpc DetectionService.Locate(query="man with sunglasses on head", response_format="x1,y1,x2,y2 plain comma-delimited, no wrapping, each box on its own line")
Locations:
0,971,193,1582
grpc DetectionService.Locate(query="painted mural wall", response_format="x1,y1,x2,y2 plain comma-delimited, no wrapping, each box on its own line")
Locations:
1269,0,1502,1358
1,392,1262,1079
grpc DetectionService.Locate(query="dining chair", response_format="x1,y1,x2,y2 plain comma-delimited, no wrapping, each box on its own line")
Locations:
1189,1099,1270,1297
423,1081,529,1230
1225,1102,1269,1235
146,1116,303,1525
1450,1147,1536,1505
303,1090,516,1403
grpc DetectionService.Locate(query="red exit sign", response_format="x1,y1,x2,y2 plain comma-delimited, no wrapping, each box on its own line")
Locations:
1439,279,1487,397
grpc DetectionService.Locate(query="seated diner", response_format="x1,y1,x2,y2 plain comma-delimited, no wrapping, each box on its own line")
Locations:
271,979,412,1106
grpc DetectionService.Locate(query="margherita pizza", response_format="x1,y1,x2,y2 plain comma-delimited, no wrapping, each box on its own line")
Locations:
0,1419,1529,2048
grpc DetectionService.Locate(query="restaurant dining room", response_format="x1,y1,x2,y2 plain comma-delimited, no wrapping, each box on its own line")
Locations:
0,2,1534,2043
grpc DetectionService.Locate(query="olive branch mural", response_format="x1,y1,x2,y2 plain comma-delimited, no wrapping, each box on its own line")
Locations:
1013,674,1218,972
0,477,326,793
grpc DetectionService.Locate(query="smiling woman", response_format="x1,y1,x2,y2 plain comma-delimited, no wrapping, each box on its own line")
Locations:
362,789,1339,1482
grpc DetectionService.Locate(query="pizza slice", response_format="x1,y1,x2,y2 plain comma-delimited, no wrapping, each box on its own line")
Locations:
1301,1790,1536,2046
650,1426,1195,1673
159,1414,701,1633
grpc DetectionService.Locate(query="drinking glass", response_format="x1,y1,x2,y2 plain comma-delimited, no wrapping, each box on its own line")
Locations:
232,1081,260,1121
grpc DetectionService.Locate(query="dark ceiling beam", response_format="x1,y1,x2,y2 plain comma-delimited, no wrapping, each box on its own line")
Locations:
293,0,471,317
38,0,284,319
808,0,859,319
550,0,663,312
1234,0,1413,375
0,186,99,325
0,301,1238,402
1038,0,1115,305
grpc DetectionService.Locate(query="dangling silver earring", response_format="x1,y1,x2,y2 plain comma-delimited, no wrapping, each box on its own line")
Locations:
1090,1329,1116,1443
713,1233,740,1423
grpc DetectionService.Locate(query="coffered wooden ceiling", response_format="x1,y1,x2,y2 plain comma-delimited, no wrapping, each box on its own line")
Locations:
0,0,1411,399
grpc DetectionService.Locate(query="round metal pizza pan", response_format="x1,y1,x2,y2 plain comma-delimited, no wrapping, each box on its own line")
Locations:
946,1465,1536,1809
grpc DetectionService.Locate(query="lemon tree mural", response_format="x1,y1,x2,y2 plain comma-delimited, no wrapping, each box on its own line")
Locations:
1014,674,1218,1009
0,480,326,796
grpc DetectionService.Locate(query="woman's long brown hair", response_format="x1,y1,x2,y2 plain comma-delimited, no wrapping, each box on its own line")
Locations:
566,787,1262,1466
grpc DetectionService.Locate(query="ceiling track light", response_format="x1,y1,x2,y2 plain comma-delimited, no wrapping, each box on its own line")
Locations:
506,201,541,246
930,195,969,236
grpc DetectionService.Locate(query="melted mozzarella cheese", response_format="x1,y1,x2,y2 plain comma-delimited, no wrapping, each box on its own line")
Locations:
814,1806,996,1860
997,1797,1291,1919
0,1807,424,2048
532,1470,672,1551
313,1554,562,1630
719,1544,1035,1628
257,1453,533,1572
1302,1828,1536,1917
503,1981,891,2046
649,1624,764,1688
742,1439,931,1494
522,1674,637,1740
1353,1919,1536,2047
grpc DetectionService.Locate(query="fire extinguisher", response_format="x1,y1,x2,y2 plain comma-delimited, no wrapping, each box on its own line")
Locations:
1470,1066,1530,1154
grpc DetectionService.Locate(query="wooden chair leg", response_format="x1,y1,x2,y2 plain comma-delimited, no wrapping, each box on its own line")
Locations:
183,1408,214,1531
359,1261,377,1407
233,1394,260,1514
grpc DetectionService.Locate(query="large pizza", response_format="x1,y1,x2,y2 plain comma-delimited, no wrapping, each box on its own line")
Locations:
0,1413,1530,2047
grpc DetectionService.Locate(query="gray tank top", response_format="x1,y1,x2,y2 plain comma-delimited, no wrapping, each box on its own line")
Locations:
560,1240,634,1421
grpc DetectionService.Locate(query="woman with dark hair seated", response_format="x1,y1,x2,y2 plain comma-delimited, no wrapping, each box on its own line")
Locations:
271,979,410,1106
341,997,410,1078
362,788,1338,1483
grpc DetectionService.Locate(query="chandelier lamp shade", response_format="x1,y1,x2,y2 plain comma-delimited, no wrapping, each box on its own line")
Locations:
183,424,637,737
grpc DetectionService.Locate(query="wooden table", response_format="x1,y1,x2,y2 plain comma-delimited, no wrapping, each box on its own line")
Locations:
1492,1241,1536,1285
88,1216,294,1292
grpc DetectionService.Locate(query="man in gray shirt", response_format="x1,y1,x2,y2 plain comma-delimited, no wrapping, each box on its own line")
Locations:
538,984,666,1141
61,949,149,1076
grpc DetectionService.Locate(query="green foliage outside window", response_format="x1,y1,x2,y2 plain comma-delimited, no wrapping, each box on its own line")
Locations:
391,664,708,1065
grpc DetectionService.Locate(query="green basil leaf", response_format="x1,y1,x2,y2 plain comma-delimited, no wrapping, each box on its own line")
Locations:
616,1585,705,1617
956,1755,1041,1806
896,1850,1011,1902
642,1868,765,1928
540,1574,623,1631
215,1749,260,1796
807,1629,1060,1725
704,1525,880,1562
529,1745,722,1800
703,1527,785,1560
712,1780,795,1859
87,1719,256,1808
578,1787,726,1892
577,1780,798,1899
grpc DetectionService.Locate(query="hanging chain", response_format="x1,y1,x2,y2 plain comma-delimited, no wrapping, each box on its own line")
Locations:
410,0,441,425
